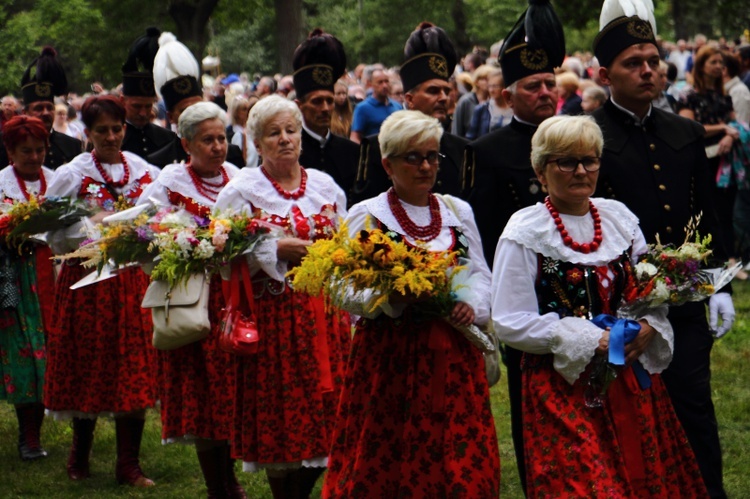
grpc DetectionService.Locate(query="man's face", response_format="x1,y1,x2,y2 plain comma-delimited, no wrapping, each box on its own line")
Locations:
167,96,203,127
371,70,391,100
296,90,334,136
599,44,660,108
25,101,55,129
122,96,156,128
404,79,452,122
504,73,558,125
2,99,17,119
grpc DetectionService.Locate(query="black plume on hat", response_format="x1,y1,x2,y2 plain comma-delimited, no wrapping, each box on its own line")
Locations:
122,27,161,97
122,27,161,74
292,29,347,99
500,0,565,86
21,46,68,104
401,22,457,92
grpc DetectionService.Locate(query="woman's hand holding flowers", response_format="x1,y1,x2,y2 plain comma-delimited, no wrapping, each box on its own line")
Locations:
277,237,312,266
624,320,656,365
449,301,475,326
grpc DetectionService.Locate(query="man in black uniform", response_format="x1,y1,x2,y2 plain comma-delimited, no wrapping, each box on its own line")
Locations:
147,33,243,168
592,8,733,498
465,1,565,492
292,29,359,196
350,22,466,204
120,28,175,161
8,47,82,169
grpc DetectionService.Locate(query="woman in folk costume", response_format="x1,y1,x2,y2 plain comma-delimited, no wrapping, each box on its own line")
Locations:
137,102,245,498
323,110,500,498
491,115,706,497
214,95,351,498
44,95,161,487
0,116,56,461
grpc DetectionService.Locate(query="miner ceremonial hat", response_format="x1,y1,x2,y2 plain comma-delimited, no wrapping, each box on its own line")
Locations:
594,0,657,68
400,22,457,93
122,27,161,97
153,32,203,112
292,29,347,99
21,47,68,105
499,0,565,86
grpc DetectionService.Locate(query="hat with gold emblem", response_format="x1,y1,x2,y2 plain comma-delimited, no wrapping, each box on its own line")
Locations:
499,0,565,86
400,22,457,93
594,0,657,68
122,27,161,97
153,32,203,112
20,47,68,105
292,29,347,100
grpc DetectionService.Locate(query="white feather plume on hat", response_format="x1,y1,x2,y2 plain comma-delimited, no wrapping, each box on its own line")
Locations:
153,32,200,99
599,0,657,35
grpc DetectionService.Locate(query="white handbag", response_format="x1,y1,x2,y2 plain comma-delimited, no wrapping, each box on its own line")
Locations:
141,272,211,350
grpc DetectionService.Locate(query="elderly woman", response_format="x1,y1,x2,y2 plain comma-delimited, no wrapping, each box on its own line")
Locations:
214,95,351,498
323,110,500,497
137,102,244,498
491,116,706,497
43,95,160,487
227,95,259,167
0,116,55,461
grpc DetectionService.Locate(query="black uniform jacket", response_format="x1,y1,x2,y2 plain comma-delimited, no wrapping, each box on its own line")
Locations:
0,130,82,170
465,118,545,266
350,131,467,205
147,135,245,169
121,122,176,160
593,100,730,308
300,129,359,200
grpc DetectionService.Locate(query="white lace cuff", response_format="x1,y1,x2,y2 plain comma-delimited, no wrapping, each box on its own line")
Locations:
246,237,287,282
635,306,674,374
549,317,603,384
336,287,406,319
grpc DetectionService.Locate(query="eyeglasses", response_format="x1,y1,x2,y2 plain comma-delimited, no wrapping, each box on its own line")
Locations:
546,156,601,172
394,151,444,166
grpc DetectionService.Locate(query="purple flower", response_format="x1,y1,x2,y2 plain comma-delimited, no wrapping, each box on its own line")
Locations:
685,259,700,273
193,215,210,227
135,226,153,242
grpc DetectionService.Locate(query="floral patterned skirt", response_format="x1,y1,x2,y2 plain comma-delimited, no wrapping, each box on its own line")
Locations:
231,283,351,467
159,276,237,442
44,263,158,416
522,354,707,498
323,314,500,498
0,250,53,405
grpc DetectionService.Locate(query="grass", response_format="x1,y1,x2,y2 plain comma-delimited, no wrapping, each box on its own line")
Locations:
2,282,749,498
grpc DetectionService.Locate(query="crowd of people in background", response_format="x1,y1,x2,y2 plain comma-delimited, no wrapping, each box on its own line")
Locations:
0,0,746,496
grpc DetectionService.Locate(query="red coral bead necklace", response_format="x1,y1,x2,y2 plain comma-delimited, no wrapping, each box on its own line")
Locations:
387,188,442,241
544,196,602,254
92,151,130,187
261,166,307,200
12,166,46,200
186,163,228,202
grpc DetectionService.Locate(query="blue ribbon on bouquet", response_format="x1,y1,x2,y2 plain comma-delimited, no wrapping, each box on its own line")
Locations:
591,314,652,390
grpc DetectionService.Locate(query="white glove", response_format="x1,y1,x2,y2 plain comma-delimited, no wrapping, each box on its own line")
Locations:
709,292,735,338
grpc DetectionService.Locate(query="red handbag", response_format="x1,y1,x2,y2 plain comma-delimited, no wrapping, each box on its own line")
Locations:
219,260,260,355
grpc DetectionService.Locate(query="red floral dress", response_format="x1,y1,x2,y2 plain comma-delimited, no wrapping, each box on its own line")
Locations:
214,167,351,471
136,162,240,442
324,192,500,498
521,253,707,498
43,152,159,417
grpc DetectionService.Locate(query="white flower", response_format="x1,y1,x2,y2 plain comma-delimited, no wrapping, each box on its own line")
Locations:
193,239,215,259
162,211,195,226
634,262,658,279
677,243,703,261
174,230,196,257
649,279,670,306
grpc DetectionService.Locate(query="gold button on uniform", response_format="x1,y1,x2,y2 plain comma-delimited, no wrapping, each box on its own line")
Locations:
650,144,656,151
659,184,666,191
666,226,673,233
664,204,671,211
653,164,661,171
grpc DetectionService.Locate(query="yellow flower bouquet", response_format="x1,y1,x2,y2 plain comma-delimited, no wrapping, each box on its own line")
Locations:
288,220,496,352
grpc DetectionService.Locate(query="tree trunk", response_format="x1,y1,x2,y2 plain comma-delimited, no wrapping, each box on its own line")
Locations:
168,0,220,62
451,0,470,56
671,0,687,40
275,0,304,75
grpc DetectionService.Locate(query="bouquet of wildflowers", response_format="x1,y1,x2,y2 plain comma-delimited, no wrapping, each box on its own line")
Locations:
0,195,91,251
288,220,496,352
61,205,271,288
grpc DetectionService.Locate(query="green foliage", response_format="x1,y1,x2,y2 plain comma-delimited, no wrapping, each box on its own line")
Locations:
209,14,278,75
